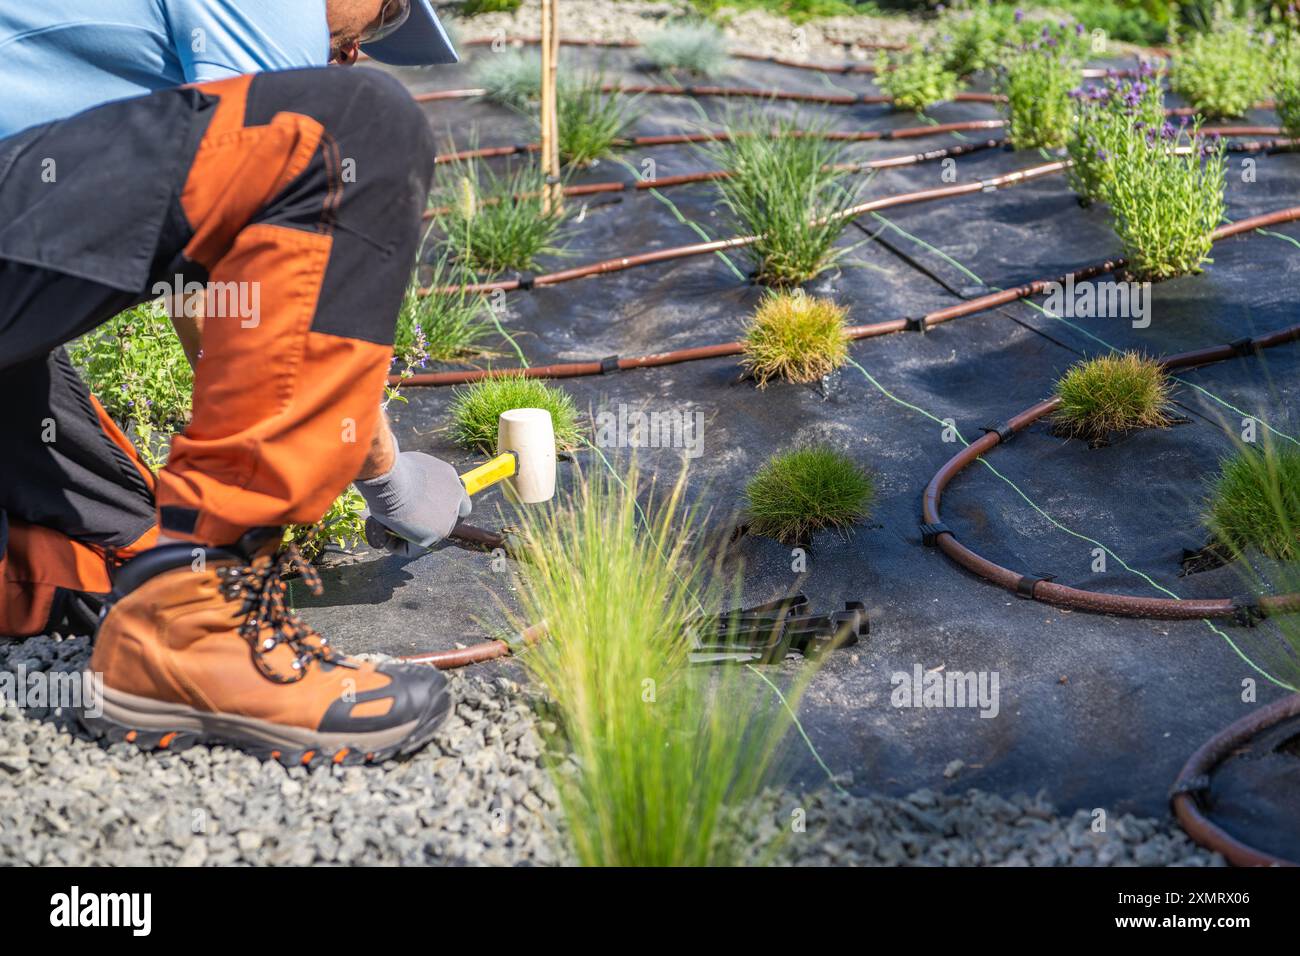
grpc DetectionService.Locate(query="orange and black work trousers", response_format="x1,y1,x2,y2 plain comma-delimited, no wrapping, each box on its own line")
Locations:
0,68,434,636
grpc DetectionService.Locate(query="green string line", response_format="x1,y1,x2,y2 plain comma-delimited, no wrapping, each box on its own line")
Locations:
868,212,1300,447
491,309,529,367
746,662,849,796
845,357,1297,691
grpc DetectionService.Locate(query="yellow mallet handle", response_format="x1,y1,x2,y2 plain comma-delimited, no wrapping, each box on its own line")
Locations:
459,452,517,497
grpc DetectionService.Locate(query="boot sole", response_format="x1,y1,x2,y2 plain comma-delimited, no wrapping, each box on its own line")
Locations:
76,673,452,768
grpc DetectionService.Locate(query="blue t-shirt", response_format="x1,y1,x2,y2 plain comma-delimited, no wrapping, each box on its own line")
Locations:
0,1,331,140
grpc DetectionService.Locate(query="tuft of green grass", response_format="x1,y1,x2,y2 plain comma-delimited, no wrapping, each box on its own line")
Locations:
998,22,1083,149
472,49,541,109
875,45,961,112
704,113,862,287
510,462,813,866
1052,352,1172,443
643,22,729,76
745,446,874,544
1170,11,1269,119
448,374,582,453
393,252,496,369
742,291,849,386
429,159,565,276
1205,444,1300,561
556,72,639,167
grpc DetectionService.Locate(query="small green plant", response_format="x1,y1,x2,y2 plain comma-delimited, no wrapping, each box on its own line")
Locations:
1053,352,1172,443
66,302,192,470
448,373,582,453
643,22,729,76
394,253,496,369
472,49,541,109
1271,10,1300,137
1170,9,1269,119
1066,65,1166,204
284,486,368,561
429,159,564,276
686,0,857,23
1103,117,1226,280
511,463,813,866
704,113,862,286
998,23,1083,149
742,291,848,385
556,72,638,167
461,0,520,14
1205,444,1300,561
744,446,874,544
875,45,961,112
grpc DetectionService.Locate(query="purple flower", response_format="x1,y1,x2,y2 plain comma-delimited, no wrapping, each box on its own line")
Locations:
1015,9,1024,23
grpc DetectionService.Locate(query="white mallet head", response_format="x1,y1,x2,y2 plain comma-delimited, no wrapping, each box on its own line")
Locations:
496,408,556,504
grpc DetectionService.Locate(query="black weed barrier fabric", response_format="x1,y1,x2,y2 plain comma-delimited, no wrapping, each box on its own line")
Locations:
296,48,1300,850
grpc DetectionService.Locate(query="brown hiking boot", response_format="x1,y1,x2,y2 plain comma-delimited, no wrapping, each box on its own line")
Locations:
78,531,451,767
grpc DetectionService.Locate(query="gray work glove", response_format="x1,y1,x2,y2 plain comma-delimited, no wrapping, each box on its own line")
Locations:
356,450,472,557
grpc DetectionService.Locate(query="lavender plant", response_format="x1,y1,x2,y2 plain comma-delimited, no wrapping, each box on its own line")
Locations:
998,23,1084,149
1170,10,1269,119
1103,117,1226,280
875,45,960,112
1066,64,1166,205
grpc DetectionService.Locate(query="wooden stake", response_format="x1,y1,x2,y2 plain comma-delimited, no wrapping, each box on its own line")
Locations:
539,0,561,214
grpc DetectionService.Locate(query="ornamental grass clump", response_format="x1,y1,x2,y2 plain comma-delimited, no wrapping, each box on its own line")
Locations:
1102,117,1226,280
1170,10,1269,119
742,291,849,386
472,49,541,109
430,160,564,276
393,254,495,369
511,464,814,866
1205,444,1300,561
448,374,581,453
1066,64,1166,205
642,22,728,76
745,446,875,544
998,23,1084,149
704,114,862,286
1052,352,1172,443
556,72,638,167
875,45,960,112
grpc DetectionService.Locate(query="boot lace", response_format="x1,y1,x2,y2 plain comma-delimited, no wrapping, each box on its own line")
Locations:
216,544,353,683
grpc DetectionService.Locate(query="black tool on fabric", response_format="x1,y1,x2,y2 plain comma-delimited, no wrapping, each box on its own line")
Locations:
686,594,869,664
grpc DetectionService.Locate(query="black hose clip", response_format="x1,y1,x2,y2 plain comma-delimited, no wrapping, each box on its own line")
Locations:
516,273,536,291
904,316,928,333
1232,597,1265,627
1170,773,1211,801
1229,336,1258,357
599,355,621,374
980,421,1015,444
1015,572,1055,598
920,522,951,546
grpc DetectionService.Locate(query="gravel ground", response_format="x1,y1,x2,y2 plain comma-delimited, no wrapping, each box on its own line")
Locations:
442,0,923,62
2,633,1220,866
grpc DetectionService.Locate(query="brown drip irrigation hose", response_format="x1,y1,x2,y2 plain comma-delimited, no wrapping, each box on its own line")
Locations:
459,34,910,55
425,137,1007,217
413,85,1006,106
919,206,1300,620
1171,693,1300,866
400,622,548,669
432,118,1009,164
